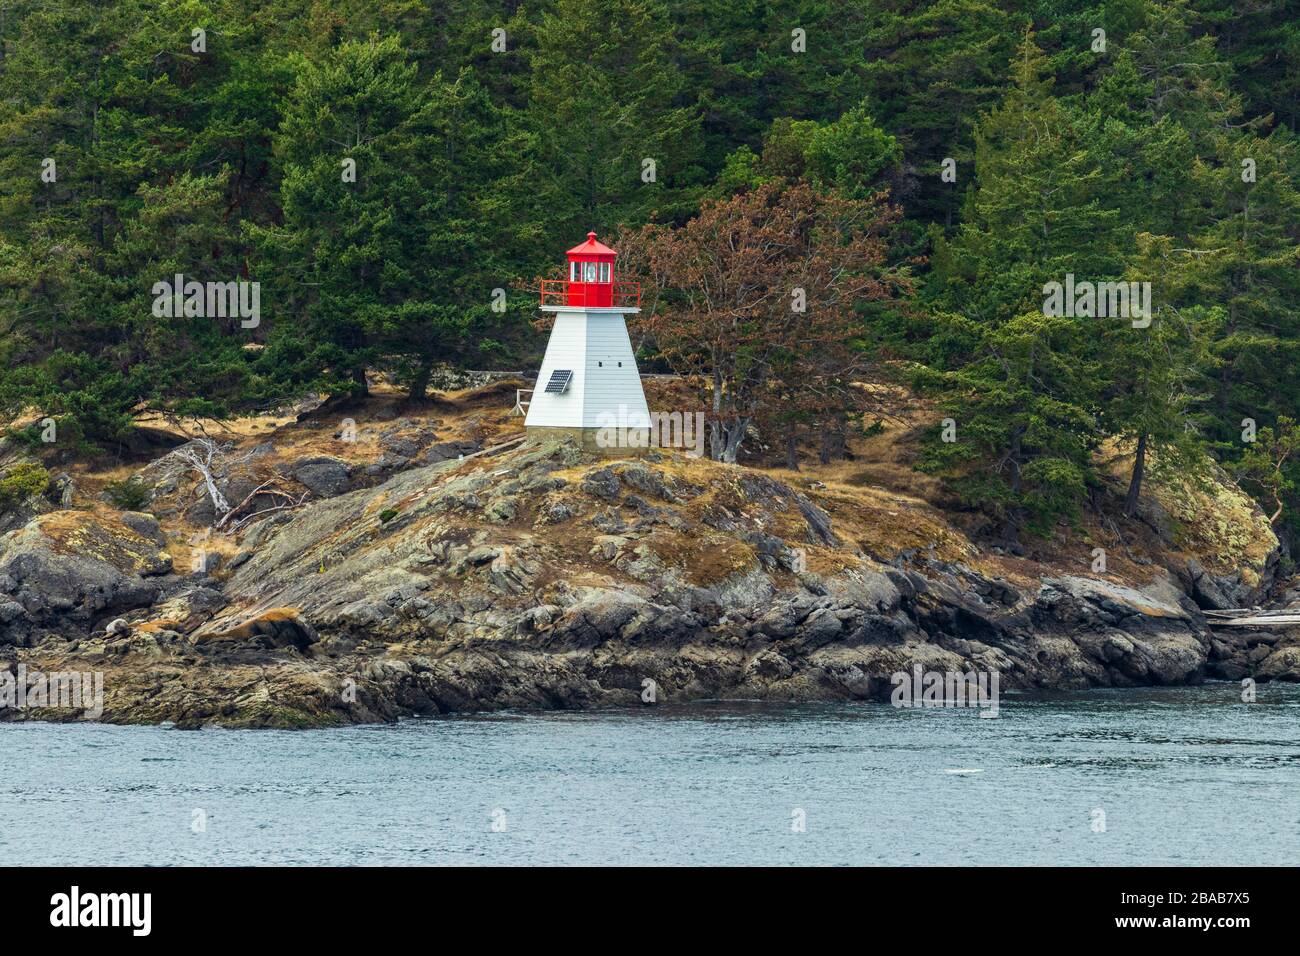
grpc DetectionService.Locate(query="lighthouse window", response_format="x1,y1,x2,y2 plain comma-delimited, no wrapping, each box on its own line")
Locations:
598,262,610,282
570,261,579,282
583,262,598,282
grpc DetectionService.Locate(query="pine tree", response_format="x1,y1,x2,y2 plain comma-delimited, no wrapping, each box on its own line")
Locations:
523,0,704,239
1188,0,1300,131
1080,47,1211,515
920,30,1119,537
0,0,266,445
861,0,1017,226
1185,129,1300,450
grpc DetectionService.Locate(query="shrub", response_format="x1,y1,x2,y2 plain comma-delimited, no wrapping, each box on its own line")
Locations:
0,461,51,506
104,475,151,511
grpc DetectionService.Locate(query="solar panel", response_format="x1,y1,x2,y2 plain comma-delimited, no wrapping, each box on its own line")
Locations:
544,369,572,394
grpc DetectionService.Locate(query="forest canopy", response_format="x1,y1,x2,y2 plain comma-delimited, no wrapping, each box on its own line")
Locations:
1,0,1298,542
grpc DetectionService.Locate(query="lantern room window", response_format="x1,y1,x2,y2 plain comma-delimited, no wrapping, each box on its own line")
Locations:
569,260,610,283
548,231,635,309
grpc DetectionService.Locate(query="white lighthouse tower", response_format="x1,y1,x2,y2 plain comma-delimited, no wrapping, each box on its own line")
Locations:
525,231,651,452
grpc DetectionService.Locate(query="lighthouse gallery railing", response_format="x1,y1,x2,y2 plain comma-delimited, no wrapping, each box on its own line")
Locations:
539,279,641,309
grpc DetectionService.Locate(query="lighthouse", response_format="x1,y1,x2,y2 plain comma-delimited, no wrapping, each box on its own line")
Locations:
525,231,651,452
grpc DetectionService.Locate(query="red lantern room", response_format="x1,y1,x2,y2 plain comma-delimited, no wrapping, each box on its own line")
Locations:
540,231,640,309
566,231,617,307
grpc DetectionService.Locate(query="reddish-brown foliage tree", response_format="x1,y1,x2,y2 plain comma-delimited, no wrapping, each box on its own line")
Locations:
618,182,909,463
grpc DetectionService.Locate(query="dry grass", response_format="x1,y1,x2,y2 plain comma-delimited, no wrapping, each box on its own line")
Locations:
1097,438,1277,586
9,372,1276,599
33,508,170,573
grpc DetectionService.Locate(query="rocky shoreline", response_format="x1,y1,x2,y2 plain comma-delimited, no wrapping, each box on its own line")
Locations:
2,426,1297,729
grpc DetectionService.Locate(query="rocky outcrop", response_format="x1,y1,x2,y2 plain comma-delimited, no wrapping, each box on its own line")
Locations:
192,607,318,651
1101,448,1279,607
1,437,1293,727
290,456,352,497
0,510,174,645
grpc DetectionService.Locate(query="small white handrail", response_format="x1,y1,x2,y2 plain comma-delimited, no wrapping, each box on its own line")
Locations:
512,388,533,416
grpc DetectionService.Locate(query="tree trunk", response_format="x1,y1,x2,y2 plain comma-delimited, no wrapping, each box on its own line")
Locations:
178,440,230,520
819,423,843,465
1000,509,1023,546
708,420,725,462
1000,428,1025,544
1008,429,1023,495
407,359,433,403
1124,432,1147,518
722,418,748,464
708,366,725,461
350,364,369,398
785,427,800,470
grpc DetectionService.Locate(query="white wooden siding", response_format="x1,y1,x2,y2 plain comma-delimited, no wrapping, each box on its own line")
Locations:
525,308,650,429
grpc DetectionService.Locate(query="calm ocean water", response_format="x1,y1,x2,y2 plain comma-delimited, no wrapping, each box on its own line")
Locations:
2,684,1297,865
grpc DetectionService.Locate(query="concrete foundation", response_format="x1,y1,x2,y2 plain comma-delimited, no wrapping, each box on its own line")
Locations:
526,425,652,456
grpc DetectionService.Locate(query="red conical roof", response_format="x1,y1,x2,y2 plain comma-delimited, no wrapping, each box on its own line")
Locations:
566,230,617,258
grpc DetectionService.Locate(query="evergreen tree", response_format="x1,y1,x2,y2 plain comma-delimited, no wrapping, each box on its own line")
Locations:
862,0,1017,226
920,31,1119,536
0,0,267,445
1184,129,1300,450
523,0,704,239
1080,47,1211,513
1189,0,1300,131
